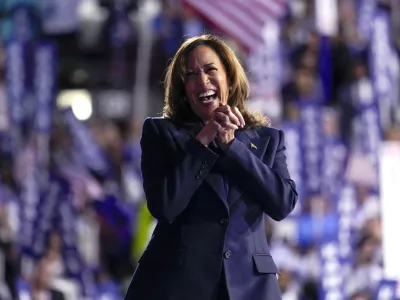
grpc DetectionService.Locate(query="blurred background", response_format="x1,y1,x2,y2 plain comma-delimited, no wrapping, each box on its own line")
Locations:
0,0,400,299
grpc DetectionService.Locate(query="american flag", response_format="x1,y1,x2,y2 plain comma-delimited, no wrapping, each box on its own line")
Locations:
183,0,287,52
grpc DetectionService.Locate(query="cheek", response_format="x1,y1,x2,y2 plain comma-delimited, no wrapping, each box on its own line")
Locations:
184,82,192,94
185,82,196,100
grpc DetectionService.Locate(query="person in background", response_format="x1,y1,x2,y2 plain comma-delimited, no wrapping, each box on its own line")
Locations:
124,34,298,300
30,260,65,300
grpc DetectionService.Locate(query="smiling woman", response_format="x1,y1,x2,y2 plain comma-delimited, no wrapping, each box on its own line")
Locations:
163,34,270,128
183,45,230,120
124,34,298,300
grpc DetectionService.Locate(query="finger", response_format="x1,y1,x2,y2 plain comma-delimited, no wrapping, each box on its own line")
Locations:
216,119,238,130
214,112,229,123
214,112,239,129
211,120,224,132
215,120,238,130
215,106,240,126
232,107,245,127
227,111,241,127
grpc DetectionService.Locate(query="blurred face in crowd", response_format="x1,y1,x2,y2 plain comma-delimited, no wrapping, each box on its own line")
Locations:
184,45,230,121
353,64,367,80
351,293,370,300
162,2,176,18
308,32,320,52
33,261,51,290
323,111,339,136
103,123,122,147
358,236,378,264
0,203,7,226
295,68,316,97
285,103,300,121
356,185,370,205
301,51,317,72
48,231,62,252
386,126,400,141
364,218,382,240
181,6,197,20
309,195,329,214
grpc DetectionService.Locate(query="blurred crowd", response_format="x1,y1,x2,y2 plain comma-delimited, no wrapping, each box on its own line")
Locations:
0,0,400,299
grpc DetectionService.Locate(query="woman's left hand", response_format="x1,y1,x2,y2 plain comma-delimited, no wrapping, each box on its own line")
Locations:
213,105,245,149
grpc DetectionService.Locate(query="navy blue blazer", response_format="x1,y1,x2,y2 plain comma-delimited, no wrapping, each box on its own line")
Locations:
125,117,298,300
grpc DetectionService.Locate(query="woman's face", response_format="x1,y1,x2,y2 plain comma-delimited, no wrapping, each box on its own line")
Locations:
184,45,230,121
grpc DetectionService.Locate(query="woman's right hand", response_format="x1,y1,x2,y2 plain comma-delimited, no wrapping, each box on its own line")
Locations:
195,120,220,147
196,105,244,147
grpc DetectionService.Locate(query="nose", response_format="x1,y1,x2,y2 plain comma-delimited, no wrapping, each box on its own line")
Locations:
198,71,209,87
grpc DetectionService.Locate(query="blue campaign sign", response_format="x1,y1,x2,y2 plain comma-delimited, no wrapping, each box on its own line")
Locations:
319,240,345,299
5,40,26,126
299,100,325,196
34,42,57,133
357,0,376,40
280,121,303,214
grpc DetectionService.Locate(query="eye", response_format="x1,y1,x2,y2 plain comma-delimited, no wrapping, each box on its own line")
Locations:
207,67,217,73
185,71,196,79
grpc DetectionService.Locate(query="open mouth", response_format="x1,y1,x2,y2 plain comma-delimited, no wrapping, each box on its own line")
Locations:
197,90,217,104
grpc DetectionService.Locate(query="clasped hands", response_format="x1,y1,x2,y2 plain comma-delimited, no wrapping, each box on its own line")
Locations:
196,104,245,150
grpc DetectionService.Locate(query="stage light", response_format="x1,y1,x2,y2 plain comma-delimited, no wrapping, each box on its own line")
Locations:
57,89,93,120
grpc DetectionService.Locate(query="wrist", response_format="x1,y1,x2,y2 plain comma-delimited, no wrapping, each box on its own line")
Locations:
218,138,234,150
196,134,210,147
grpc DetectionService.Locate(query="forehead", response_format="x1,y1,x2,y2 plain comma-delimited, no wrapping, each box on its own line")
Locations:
186,45,223,68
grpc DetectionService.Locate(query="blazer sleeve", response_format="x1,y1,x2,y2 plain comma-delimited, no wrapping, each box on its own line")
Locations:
141,118,219,223
224,129,298,221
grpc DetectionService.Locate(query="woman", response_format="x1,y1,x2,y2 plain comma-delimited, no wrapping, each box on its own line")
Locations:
125,34,298,300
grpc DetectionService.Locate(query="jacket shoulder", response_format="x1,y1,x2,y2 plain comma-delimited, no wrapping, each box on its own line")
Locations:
143,117,173,127
256,126,282,141
142,117,174,132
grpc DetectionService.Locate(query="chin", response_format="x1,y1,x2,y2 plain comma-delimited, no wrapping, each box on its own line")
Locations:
203,104,220,119
194,101,216,119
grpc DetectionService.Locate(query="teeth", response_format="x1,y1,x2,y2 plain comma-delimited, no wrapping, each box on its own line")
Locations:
198,90,216,98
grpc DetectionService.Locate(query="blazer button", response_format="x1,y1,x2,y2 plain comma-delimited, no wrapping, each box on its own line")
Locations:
223,250,232,259
220,218,229,226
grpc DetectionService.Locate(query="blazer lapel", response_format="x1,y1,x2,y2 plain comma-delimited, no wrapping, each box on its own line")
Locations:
204,171,229,210
169,128,191,151
227,129,270,206
168,123,229,210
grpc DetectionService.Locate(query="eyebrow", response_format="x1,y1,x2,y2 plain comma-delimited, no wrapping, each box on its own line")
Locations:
187,63,216,71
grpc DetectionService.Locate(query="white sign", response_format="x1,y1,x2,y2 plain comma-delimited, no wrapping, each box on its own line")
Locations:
379,142,400,280
315,0,338,36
